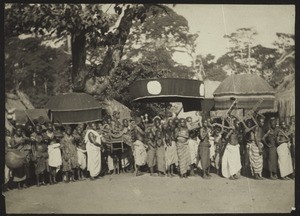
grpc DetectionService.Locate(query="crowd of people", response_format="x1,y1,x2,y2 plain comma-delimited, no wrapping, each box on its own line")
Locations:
3,110,295,192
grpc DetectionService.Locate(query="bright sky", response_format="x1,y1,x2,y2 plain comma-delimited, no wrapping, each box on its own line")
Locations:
171,4,295,66
20,4,295,67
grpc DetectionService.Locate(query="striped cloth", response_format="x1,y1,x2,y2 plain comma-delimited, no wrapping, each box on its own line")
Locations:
248,141,263,176
176,140,191,175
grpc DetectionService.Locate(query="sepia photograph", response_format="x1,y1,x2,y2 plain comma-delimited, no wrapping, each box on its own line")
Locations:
3,3,295,214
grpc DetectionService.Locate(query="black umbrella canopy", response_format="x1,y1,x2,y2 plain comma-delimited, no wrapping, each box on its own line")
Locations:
45,93,103,124
213,74,275,110
129,78,206,112
129,78,205,102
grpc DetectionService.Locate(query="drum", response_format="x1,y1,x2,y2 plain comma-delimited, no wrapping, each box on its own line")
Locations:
5,149,26,169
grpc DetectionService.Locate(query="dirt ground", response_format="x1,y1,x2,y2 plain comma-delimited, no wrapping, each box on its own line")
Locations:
3,172,294,214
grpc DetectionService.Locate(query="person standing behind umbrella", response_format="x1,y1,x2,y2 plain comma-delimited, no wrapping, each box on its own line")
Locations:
175,118,191,178
85,123,103,180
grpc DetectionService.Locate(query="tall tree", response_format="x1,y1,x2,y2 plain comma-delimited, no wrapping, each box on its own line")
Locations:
5,36,71,107
5,3,170,94
271,32,295,87
195,54,227,81
224,27,258,74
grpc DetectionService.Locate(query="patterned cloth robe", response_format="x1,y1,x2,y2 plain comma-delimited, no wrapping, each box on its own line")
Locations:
60,134,79,172
176,128,191,175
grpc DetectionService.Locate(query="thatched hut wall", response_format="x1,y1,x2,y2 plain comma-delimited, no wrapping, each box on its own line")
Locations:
275,74,295,123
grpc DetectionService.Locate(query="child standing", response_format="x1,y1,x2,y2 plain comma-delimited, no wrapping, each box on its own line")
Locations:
47,139,62,184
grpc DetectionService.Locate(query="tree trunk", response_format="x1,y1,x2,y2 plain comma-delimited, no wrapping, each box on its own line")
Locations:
71,32,87,92
84,6,136,95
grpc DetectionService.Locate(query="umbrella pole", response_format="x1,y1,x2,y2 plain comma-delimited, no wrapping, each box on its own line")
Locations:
164,102,167,120
24,110,36,127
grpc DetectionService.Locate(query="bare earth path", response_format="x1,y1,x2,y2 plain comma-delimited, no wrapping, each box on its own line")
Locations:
3,173,294,214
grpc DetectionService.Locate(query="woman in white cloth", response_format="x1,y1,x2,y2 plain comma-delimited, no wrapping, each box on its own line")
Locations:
48,139,62,184
85,123,104,180
276,121,293,180
132,117,148,176
222,120,242,180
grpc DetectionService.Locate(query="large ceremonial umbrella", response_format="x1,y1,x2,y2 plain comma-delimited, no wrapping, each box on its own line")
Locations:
213,74,275,110
45,93,103,124
129,78,205,112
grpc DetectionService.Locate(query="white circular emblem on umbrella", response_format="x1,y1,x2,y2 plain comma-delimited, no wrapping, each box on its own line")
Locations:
199,83,205,96
147,81,162,95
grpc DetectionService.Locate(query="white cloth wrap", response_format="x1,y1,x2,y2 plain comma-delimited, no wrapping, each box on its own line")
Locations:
222,144,242,178
85,130,102,177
